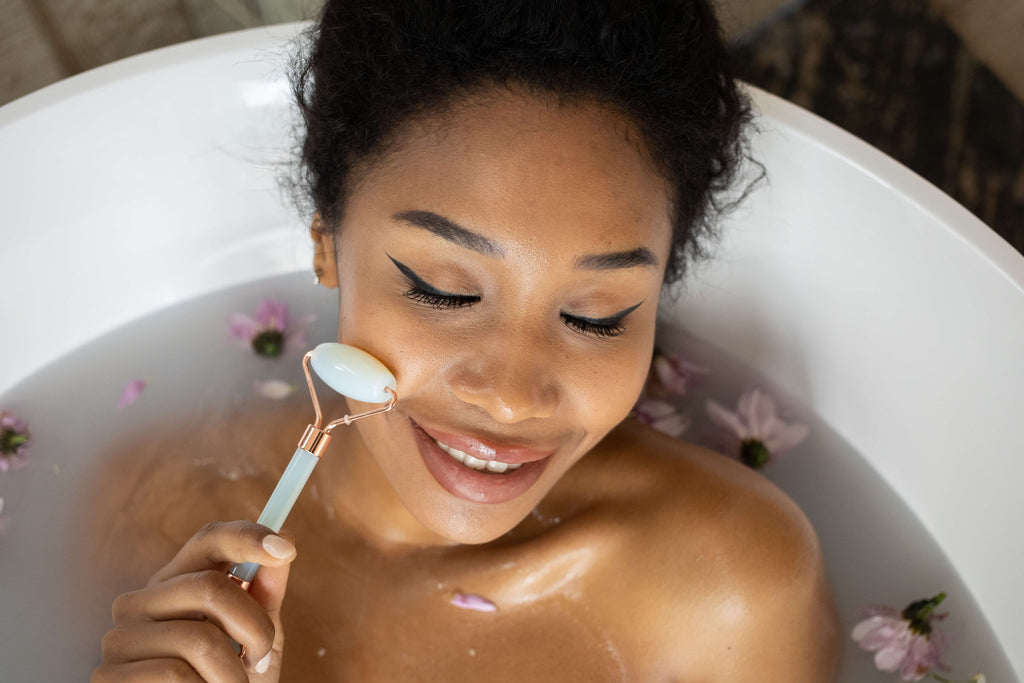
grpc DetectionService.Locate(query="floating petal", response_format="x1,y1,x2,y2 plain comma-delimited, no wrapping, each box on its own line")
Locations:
228,313,258,341
450,592,498,613
255,379,295,400
117,380,147,410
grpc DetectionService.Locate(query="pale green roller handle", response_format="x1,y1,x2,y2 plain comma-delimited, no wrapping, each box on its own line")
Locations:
229,447,318,584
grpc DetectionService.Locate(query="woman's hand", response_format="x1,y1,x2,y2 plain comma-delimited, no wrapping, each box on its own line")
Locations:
92,520,296,682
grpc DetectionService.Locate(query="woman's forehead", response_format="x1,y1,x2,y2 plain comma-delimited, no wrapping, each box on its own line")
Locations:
349,90,674,252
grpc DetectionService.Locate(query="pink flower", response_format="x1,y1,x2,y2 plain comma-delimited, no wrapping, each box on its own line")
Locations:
450,592,498,613
633,397,691,437
229,298,308,358
0,411,30,472
649,349,709,396
852,593,949,681
705,388,809,468
117,379,146,410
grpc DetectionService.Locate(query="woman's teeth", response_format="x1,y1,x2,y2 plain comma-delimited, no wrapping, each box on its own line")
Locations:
434,439,522,473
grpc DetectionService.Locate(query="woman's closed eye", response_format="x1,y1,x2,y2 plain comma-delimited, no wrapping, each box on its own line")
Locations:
389,255,480,309
561,302,642,339
387,254,642,338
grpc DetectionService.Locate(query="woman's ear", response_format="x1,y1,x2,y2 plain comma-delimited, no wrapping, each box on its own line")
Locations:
310,215,339,288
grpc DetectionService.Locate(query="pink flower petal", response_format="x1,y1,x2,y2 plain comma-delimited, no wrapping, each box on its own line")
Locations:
652,356,680,392
0,413,27,432
254,379,295,400
851,615,886,643
859,619,906,650
900,637,935,680
635,398,676,420
633,398,691,437
653,354,704,394
705,399,746,438
117,380,146,410
875,638,911,672
256,299,289,330
450,592,498,613
736,388,757,420
765,420,810,454
740,389,777,436
654,412,691,437
228,313,258,341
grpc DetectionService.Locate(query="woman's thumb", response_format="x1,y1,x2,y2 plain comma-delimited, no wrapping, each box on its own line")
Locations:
250,529,295,614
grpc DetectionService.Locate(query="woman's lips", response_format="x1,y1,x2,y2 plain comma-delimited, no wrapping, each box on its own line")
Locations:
410,419,553,504
415,423,556,464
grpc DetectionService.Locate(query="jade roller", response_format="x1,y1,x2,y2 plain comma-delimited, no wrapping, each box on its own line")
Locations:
228,342,397,589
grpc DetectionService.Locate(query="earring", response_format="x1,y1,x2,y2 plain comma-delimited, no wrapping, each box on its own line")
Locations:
313,269,321,286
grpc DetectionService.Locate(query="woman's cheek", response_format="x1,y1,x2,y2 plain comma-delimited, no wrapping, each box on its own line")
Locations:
346,300,452,395
566,342,651,441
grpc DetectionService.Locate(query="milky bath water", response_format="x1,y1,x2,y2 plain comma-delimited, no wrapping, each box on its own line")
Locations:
0,272,1013,681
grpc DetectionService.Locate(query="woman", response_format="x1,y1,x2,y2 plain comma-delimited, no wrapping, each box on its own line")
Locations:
92,1,839,680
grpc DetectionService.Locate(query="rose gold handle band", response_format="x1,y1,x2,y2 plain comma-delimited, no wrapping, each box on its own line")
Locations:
298,424,332,458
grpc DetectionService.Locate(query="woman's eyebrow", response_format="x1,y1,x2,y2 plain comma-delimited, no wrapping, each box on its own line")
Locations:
392,209,657,270
392,210,503,256
574,248,659,270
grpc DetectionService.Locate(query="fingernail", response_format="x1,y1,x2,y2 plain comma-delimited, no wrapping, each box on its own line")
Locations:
255,651,272,674
262,534,295,559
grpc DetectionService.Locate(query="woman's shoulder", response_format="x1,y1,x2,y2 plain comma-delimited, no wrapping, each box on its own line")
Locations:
573,418,815,541
566,419,840,679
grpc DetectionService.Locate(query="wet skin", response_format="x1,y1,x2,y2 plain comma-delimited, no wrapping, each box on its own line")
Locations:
87,91,840,681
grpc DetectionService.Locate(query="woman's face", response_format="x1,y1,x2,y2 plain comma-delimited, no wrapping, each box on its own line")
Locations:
317,90,674,544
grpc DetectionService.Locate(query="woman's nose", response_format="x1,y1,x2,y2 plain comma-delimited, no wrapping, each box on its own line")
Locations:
448,339,560,424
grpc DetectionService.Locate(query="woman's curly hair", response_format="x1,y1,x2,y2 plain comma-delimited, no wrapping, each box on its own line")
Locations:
292,0,755,286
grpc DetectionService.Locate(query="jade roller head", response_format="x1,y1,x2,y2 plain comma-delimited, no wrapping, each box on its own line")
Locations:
299,343,399,455
227,343,397,593
309,342,397,404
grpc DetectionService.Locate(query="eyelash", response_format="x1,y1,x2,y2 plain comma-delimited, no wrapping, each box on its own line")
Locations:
560,314,627,338
390,255,630,338
404,285,478,309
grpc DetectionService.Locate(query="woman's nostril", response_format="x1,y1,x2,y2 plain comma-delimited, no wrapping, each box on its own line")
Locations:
449,360,559,423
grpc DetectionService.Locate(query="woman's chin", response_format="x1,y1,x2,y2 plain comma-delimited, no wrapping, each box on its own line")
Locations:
400,484,547,547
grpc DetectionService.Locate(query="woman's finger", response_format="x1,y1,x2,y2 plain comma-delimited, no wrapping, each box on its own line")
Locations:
101,618,257,682
150,520,296,583
249,552,293,617
112,569,277,670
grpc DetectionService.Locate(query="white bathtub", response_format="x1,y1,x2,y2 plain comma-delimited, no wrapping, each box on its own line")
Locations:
1,23,1021,680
